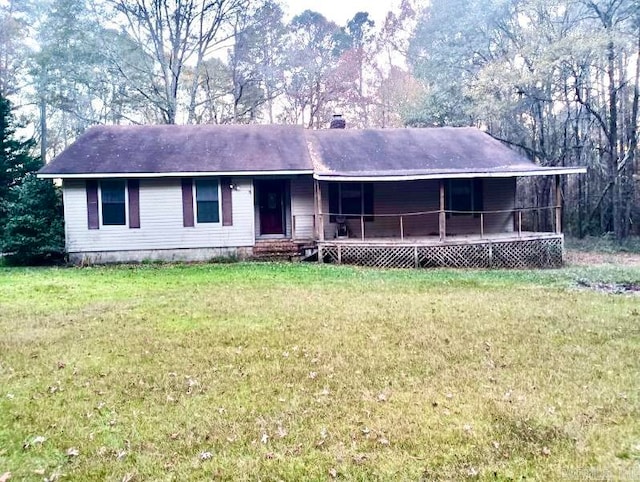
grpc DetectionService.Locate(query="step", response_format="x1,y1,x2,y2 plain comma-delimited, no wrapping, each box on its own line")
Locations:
252,240,315,260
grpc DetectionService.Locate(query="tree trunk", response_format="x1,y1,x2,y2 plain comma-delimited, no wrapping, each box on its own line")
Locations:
39,97,47,163
606,39,622,240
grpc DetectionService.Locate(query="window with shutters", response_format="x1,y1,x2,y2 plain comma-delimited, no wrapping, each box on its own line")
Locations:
101,180,126,225
195,178,220,223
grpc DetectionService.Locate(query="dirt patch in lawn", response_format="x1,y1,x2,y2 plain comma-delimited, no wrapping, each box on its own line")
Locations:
575,279,640,295
565,250,640,267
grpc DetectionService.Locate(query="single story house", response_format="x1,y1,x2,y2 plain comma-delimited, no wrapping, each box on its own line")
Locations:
38,123,585,268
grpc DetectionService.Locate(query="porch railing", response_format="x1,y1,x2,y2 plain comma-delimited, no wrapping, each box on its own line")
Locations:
315,205,560,242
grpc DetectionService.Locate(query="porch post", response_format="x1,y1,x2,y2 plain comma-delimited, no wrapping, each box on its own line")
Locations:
314,179,325,241
554,174,562,234
439,179,446,241
313,179,319,239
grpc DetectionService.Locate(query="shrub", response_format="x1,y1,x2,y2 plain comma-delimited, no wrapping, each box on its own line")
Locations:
2,174,65,265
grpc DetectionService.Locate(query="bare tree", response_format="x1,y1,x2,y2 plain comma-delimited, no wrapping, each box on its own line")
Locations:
281,10,350,128
109,0,248,124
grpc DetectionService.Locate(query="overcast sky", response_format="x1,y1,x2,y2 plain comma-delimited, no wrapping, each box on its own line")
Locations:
281,0,400,26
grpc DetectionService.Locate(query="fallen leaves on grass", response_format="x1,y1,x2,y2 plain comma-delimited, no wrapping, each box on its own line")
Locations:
4,264,639,479
44,469,63,482
316,427,328,447
66,447,79,457
352,453,367,465
185,377,199,394
47,383,61,395
199,451,213,461
23,435,46,450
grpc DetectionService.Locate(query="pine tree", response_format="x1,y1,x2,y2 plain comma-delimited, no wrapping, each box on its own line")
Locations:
0,94,42,238
2,173,65,265
1,93,64,264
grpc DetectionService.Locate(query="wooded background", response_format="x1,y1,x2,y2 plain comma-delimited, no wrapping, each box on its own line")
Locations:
1,0,638,239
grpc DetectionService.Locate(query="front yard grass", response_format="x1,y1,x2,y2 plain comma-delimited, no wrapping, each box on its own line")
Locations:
1,263,639,481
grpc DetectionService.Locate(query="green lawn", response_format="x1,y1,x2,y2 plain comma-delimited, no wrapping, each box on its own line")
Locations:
1,262,639,481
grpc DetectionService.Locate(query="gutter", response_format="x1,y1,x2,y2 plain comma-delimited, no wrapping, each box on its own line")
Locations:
313,167,587,182
37,170,315,180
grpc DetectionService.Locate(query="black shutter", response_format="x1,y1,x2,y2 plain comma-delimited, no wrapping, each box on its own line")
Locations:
473,178,483,218
181,178,194,227
328,183,339,223
86,180,99,229
363,183,374,222
221,177,233,226
128,179,140,228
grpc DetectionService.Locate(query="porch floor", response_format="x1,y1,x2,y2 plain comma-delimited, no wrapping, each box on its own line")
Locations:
318,231,560,246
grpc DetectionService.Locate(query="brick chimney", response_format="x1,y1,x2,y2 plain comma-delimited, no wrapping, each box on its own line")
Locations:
330,114,346,129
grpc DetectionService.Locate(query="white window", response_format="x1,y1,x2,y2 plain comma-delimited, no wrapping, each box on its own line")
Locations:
195,178,220,223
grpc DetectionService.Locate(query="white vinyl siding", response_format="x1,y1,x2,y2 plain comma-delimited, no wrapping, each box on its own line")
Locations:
290,176,315,239
63,178,254,253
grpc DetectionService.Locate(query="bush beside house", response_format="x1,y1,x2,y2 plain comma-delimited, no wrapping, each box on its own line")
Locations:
0,94,64,265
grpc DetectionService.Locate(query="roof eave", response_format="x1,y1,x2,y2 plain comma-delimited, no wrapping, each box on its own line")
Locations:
37,169,315,179
313,167,587,182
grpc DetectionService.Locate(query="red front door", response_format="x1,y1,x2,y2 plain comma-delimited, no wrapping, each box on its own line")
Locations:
259,180,285,235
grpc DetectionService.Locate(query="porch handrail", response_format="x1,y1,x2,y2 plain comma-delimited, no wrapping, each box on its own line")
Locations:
319,205,558,218
317,205,559,241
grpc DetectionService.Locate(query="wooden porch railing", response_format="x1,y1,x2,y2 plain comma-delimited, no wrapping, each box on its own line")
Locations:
315,205,560,242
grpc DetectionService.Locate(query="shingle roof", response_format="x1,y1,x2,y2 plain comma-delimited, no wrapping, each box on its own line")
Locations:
38,124,313,175
306,127,539,177
39,124,584,179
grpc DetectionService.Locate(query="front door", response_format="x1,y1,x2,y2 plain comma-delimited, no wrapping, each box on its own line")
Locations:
258,180,285,235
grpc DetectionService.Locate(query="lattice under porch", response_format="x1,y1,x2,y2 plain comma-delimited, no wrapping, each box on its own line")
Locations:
317,233,563,269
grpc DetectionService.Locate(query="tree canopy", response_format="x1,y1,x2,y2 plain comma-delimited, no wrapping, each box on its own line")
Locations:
0,0,638,239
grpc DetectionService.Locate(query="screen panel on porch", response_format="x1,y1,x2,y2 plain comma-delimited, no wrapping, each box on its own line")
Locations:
328,183,374,222
446,179,483,218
